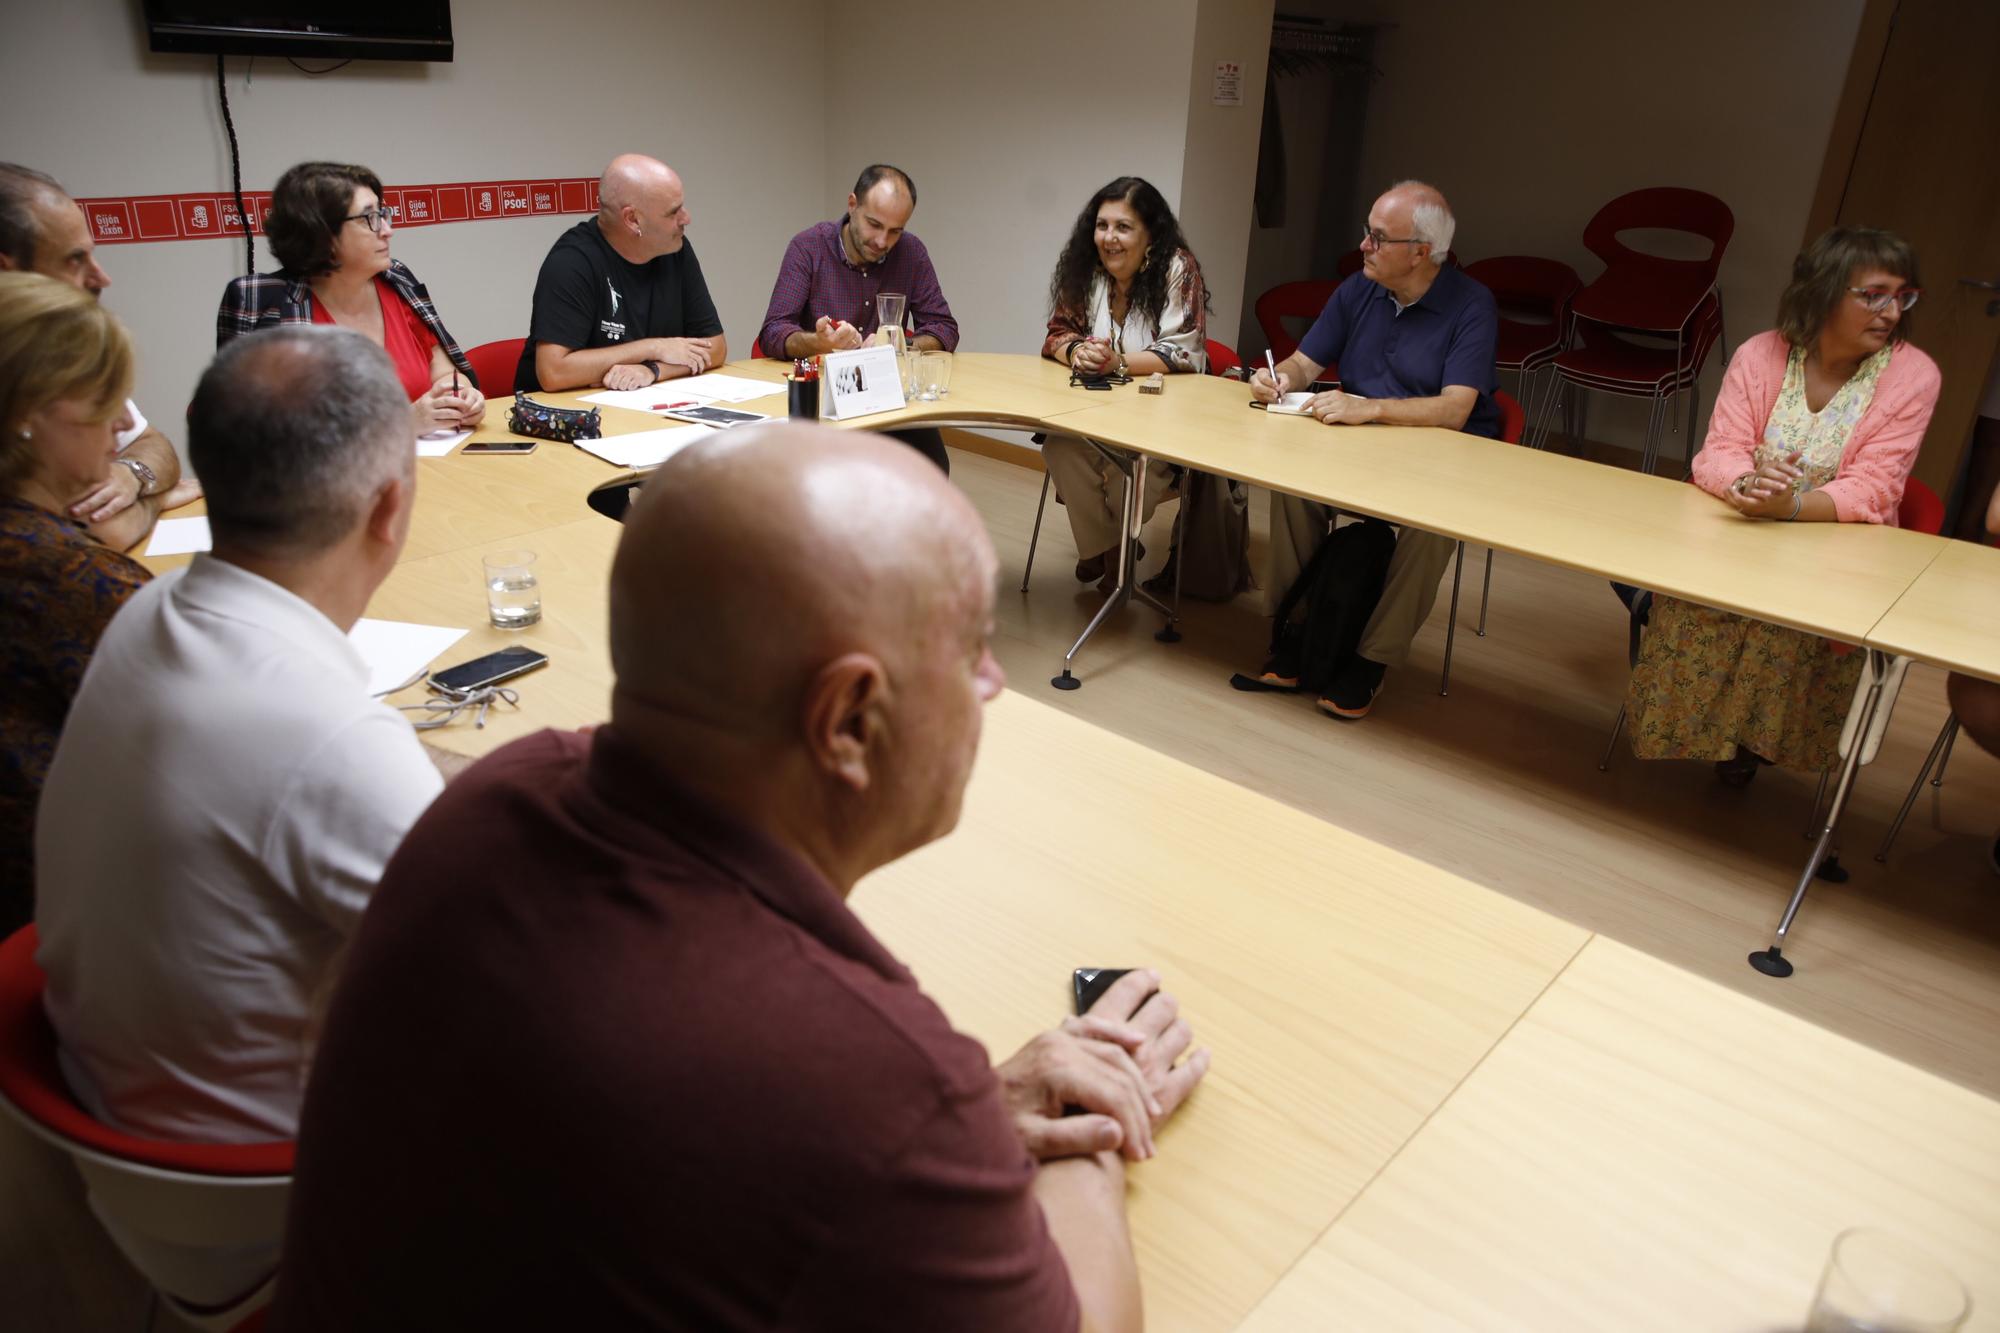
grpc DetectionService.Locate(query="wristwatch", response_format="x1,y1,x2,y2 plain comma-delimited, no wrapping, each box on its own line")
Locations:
644,360,664,384
114,455,157,497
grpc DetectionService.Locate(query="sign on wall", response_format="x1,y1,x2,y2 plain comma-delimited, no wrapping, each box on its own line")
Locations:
73,175,602,245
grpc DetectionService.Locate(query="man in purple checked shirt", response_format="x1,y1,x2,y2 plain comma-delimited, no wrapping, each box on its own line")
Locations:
759,164,960,474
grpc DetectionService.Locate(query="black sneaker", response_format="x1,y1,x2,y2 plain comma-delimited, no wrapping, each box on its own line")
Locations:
1317,656,1386,720
1257,628,1304,688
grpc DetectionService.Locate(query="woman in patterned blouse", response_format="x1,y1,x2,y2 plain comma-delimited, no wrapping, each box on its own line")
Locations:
0,272,152,932
1625,228,1940,784
1039,177,1209,588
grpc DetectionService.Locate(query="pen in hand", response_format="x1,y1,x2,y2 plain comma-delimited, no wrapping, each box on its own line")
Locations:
1263,348,1279,396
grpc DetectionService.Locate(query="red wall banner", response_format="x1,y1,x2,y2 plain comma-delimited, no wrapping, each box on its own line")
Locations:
74,176,602,245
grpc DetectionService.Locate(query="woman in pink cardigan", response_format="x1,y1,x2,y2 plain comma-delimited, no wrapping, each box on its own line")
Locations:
1626,227,1940,784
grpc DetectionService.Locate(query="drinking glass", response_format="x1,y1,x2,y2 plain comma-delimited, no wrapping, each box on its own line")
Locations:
483,550,542,629
918,351,952,401
875,292,908,354
901,346,922,398
1806,1229,1969,1332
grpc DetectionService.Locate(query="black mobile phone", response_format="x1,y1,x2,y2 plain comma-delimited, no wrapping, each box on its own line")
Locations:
461,438,539,454
1072,968,1135,1016
430,645,548,695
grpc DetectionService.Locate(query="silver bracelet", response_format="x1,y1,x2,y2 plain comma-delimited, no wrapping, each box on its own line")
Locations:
1785,492,1804,521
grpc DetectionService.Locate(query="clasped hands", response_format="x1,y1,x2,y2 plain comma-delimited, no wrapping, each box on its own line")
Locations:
1248,367,1375,424
995,968,1210,1162
602,336,722,391
1725,449,1806,519
413,372,487,433
1070,337,1124,378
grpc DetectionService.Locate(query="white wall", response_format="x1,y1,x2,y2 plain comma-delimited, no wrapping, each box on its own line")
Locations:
821,0,1270,360
1177,0,1276,353
821,1,1200,358
1341,0,1866,455
0,0,831,430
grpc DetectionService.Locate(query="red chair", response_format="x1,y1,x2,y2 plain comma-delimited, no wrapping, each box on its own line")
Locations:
1438,388,1527,695
1204,339,1242,377
1533,188,1734,474
463,337,526,397
1462,256,1581,437
1253,280,1339,363
0,926,290,1330
750,337,765,359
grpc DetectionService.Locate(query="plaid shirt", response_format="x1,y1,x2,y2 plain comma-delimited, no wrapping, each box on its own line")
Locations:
758,220,958,358
214,259,476,385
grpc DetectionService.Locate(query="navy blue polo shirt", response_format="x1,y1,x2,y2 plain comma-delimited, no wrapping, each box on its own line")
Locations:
1298,265,1501,439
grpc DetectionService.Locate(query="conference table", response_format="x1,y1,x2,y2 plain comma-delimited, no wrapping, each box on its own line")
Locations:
139,382,2000,1328
369,492,1999,1331
393,355,1998,978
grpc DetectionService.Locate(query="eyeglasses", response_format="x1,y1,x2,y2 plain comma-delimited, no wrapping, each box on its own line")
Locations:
1360,225,1424,249
1848,286,1921,314
343,208,393,234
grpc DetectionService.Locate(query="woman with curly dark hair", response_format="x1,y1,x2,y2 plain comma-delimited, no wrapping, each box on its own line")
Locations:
215,161,482,434
1039,177,1208,585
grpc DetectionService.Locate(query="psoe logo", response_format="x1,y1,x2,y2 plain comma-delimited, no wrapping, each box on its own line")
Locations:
191,204,211,229
477,190,495,213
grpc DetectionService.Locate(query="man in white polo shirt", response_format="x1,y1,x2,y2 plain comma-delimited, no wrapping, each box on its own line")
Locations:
37,326,455,1144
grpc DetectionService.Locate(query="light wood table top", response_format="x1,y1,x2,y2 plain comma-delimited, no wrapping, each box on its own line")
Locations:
1057,372,1948,645
1239,935,2000,1332
855,690,1586,1332
342,397,1999,1331
358,513,1594,1331
1866,538,2000,685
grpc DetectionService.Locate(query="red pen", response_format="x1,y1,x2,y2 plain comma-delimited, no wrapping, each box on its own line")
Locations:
651,400,697,411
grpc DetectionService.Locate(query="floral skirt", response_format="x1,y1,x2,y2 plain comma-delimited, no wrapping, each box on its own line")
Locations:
1625,595,1863,772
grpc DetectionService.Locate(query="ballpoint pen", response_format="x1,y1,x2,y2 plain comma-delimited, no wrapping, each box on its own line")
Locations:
1264,348,1278,394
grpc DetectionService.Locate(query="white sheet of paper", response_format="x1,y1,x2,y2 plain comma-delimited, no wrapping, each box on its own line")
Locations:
417,428,472,457
822,344,907,421
571,424,715,470
660,372,785,404
582,373,782,412
1265,392,1316,415
347,618,468,697
144,515,212,556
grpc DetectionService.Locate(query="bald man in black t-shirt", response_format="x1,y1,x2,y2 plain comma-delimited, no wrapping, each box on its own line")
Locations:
515,153,728,393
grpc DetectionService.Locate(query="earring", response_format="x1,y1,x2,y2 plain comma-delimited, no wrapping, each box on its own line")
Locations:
15,428,28,441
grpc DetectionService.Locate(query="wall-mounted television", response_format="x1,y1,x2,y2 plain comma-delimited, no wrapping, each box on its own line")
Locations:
142,2,453,63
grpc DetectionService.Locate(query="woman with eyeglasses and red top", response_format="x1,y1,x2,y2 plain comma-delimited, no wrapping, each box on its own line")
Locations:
1625,226,1940,785
215,161,484,435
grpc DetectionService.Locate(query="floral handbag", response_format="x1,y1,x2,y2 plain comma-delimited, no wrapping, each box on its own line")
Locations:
506,396,602,443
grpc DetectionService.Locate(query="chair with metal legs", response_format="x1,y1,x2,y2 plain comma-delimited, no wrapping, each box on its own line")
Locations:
1020,339,1243,596
1873,713,1961,862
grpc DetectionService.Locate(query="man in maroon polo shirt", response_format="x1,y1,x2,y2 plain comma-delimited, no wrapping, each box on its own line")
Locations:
272,423,1209,1331
758,164,960,474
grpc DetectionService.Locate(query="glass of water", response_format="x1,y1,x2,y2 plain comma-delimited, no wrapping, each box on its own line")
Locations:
1806,1229,1969,1332
483,550,542,629
918,351,952,401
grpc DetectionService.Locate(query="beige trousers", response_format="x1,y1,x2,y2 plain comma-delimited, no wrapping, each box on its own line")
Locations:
1041,434,1176,561
1264,493,1459,668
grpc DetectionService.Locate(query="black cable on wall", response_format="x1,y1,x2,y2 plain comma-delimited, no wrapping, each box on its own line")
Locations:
216,54,253,276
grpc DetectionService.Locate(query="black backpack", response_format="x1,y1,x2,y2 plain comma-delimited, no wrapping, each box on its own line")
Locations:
1236,517,1397,694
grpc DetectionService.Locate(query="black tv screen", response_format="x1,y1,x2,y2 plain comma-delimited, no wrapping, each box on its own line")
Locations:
143,2,453,63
